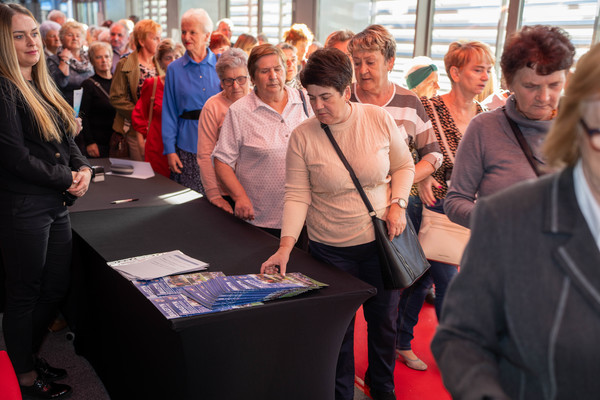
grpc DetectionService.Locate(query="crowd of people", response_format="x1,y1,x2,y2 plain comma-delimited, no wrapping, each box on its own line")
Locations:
1,4,599,400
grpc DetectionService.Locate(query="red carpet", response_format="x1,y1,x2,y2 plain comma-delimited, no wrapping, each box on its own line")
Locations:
354,304,451,399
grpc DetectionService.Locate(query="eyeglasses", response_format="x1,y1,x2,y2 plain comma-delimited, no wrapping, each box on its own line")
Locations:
222,76,248,87
580,118,600,151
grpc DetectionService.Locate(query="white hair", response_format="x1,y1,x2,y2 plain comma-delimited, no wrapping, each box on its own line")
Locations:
181,9,213,34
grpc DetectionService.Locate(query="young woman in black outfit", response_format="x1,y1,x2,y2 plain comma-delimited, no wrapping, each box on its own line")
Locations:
0,4,92,399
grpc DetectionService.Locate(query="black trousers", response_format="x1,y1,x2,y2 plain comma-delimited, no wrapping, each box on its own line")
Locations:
0,192,72,374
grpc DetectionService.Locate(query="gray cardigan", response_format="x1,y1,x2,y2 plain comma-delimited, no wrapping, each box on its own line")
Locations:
432,168,600,400
444,94,552,227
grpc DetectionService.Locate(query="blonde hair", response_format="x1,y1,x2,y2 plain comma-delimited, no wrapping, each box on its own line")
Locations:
88,41,112,61
544,43,600,168
58,20,85,43
444,41,495,85
0,4,76,141
133,19,161,51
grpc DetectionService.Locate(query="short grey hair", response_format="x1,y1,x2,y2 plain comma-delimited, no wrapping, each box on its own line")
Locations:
217,18,233,30
47,9,66,23
181,8,213,34
88,41,113,61
39,20,61,40
215,47,248,80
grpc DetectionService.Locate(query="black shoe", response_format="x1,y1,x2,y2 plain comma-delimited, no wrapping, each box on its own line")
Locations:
369,387,397,400
425,287,435,305
35,358,67,382
20,378,72,399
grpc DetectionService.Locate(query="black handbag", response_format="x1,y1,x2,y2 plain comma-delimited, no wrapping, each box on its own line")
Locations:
320,122,430,289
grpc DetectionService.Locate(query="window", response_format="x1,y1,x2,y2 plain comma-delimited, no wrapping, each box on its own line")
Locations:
142,0,168,37
229,0,292,44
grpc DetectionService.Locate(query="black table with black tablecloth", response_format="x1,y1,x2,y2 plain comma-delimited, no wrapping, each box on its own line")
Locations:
66,162,375,400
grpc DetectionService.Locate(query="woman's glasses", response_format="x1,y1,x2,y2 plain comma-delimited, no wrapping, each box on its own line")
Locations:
580,118,600,151
222,76,248,87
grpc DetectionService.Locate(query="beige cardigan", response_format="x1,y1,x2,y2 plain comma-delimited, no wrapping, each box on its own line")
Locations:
109,50,163,134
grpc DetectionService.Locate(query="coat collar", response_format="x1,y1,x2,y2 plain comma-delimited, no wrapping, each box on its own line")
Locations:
548,167,600,312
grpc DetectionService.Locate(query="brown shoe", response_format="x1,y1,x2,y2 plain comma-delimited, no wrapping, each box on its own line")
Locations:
396,349,428,371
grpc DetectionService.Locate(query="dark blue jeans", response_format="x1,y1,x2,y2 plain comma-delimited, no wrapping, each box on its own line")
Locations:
397,199,459,350
309,240,400,400
0,192,72,374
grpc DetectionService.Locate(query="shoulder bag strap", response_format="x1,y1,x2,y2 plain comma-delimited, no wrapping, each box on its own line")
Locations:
427,99,455,164
298,88,309,117
89,78,110,99
320,122,376,216
147,77,159,133
502,107,542,177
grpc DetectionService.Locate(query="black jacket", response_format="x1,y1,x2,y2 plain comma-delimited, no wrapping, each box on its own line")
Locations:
0,76,90,196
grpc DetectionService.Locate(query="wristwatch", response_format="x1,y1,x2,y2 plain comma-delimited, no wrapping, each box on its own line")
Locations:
391,198,408,209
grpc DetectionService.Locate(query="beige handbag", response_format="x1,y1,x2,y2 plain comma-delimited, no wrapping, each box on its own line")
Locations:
418,99,470,266
418,208,470,265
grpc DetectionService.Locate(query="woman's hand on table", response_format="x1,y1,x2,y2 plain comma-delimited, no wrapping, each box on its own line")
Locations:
261,237,295,276
68,168,92,197
210,197,234,214
233,194,255,221
386,204,407,240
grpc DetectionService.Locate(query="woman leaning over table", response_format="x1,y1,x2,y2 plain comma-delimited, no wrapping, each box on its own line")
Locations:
261,48,414,400
47,20,94,107
197,48,249,213
131,39,184,177
395,40,495,371
109,19,163,161
80,41,116,158
0,4,92,399
445,25,575,228
162,8,221,193
212,44,311,236
432,42,600,399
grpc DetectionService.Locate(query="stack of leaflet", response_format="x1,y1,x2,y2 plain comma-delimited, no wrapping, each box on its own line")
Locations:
182,273,327,310
131,271,327,319
108,250,209,280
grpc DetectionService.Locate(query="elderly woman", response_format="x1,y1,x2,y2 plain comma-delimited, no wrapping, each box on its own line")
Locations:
261,48,415,400
277,42,302,90
432,42,600,399
197,48,249,212
79,41,115,158
395,40,495,372
0,5,91,398
212,44,311,235
131,39,184,177
404,57,440,99
47,21,94,107
162,8,221,192
445,25,575,227
109,19,162,161
39,20,61,57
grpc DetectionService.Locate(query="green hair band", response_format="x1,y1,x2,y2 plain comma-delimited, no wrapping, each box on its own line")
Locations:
406,64,438,90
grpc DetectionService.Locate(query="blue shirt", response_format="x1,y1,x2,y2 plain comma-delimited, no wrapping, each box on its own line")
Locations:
162,49,221,154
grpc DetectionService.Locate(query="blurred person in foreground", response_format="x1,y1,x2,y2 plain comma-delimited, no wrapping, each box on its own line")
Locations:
131,39,184,177
261,48,415,400
212,44,311,235
445,25,575,228
162,8,220,192
0,4,92,398
197,48,250,212
432,41,600,400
